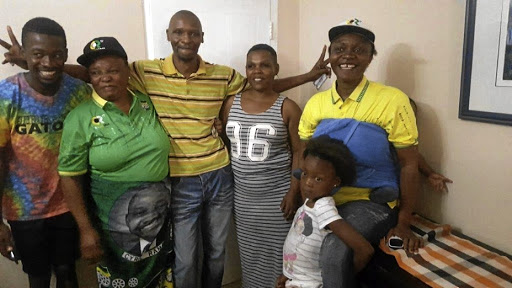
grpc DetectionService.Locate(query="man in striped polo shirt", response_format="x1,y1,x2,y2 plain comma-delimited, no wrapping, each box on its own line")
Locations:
129,10,329,288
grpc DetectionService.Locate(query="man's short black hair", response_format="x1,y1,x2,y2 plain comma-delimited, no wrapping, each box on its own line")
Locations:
303,135,356,186
247,43,278,63
21,17,66,47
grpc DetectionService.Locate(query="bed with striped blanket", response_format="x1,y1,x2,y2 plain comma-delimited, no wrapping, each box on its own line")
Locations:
374,215,512,288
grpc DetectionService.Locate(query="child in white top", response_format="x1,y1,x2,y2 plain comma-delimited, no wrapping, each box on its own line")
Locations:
276,135,374,288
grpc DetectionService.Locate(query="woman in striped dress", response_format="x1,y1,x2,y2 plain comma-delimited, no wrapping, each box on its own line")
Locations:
220,44,302,287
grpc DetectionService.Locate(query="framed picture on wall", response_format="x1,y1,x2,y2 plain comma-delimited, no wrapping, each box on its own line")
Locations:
496,0,512,86
459,0,512,126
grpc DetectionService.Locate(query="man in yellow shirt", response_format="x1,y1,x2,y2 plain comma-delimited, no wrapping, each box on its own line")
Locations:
135,11,328,288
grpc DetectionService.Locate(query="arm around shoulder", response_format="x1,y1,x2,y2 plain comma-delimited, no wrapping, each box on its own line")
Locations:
219,94,236,145
65,64,90,82
219,95,236,127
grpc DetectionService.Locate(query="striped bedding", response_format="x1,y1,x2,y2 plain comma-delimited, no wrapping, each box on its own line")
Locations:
379,215,512,288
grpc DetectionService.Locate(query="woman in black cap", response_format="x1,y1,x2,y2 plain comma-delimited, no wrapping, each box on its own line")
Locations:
58,37,173,287
298,18,423,287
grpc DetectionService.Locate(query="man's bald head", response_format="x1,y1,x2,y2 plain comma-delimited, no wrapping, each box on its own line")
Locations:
166,10,204,63
169,10,202,32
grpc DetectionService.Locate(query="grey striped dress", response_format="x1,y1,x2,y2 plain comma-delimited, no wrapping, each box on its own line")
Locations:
226,94,292,288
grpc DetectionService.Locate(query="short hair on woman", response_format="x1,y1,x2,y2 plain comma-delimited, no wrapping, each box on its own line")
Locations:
22,17,66,47
247,43,277,63
303,135,356,186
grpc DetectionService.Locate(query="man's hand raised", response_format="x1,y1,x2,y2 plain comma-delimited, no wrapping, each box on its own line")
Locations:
0,26,27,69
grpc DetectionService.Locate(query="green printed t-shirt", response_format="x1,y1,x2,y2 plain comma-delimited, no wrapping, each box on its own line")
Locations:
58,89,170,181
93,180,173,288
58,89,173,287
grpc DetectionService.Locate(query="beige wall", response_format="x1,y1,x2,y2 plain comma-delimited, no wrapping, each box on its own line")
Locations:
1,0,511,287
0,0,147,73
276,0,301,100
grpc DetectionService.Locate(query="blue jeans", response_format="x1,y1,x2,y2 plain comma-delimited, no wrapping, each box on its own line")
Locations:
171,165,234,288
320,200,397,288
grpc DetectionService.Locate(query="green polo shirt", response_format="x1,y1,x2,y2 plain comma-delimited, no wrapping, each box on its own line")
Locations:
58,89,170,182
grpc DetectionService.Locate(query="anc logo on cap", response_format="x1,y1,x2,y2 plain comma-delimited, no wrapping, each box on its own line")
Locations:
90,39,103,50
346,18,362,26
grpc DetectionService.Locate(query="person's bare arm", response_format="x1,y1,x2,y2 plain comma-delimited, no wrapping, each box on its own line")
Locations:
328,219,374,272
60,176,103,264
387,146,423,252
418,153,452,192
280,98,303,220
275,274,288,288
273,46,330,93
219,95,236,148
0,147,14,259
64,64,89,82
2,23,328,89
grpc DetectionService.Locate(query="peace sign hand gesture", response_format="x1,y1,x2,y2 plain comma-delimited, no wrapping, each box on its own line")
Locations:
306,45,331,82
0,26,27,69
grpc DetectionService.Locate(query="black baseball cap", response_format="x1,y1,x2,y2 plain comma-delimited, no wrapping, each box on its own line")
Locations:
329,18,375,43
77,37,128,67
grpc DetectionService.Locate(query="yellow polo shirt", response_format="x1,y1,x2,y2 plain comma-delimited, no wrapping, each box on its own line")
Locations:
129,55,248,177
299,76,418,205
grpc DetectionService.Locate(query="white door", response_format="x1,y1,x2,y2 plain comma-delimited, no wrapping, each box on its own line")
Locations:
143,0,277,76
143,0,277,284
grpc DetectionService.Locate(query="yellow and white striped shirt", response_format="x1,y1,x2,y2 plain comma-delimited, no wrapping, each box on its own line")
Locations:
129,54,248,176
